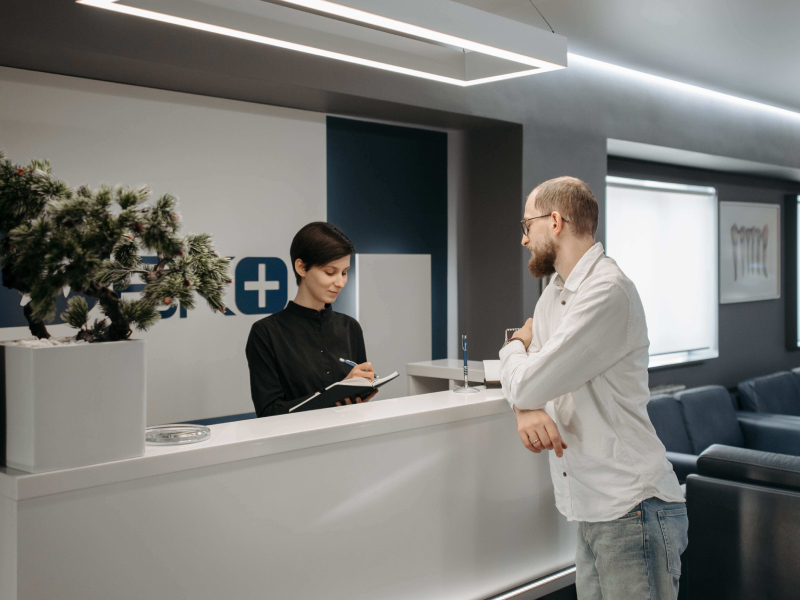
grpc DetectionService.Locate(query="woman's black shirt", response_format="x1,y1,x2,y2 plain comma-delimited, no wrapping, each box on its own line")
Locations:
245,301,367,417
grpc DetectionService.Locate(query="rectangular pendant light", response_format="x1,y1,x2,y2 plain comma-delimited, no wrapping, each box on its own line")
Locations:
76,0,567,86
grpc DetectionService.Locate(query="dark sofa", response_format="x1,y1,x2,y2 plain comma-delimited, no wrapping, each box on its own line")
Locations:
647,385,800,482
738,370,800,415
686,445,800,599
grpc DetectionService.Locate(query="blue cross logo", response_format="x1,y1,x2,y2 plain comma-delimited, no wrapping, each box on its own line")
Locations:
235,257,287,315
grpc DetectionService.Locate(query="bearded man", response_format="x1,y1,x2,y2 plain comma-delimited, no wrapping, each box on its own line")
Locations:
500,176,687,600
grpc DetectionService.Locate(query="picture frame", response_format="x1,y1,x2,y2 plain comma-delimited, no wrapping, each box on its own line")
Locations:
719,201,781,304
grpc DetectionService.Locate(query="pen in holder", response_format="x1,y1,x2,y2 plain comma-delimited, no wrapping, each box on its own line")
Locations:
453,334,480,394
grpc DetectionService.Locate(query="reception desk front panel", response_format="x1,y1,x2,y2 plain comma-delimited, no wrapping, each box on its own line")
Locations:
0,389,577,600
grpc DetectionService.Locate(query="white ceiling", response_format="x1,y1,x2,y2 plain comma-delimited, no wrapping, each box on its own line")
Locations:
456,0,800,113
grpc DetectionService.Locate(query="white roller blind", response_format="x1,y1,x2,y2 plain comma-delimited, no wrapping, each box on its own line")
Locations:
606,177,718,367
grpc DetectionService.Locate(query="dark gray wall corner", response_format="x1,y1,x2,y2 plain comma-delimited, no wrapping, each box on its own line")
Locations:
521,127,609,318
458,126,524,358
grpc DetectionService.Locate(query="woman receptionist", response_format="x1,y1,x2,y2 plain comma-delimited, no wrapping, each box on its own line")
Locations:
246,222,377,417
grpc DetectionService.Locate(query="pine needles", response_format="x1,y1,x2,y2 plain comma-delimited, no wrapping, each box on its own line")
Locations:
0,150,231,342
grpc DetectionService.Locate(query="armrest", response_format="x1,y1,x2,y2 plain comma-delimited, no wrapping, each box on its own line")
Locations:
665,451,698,484
698,444,800,492
738,414,800,456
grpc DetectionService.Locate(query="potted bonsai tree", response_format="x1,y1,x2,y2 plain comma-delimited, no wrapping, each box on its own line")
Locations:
0,150,231,472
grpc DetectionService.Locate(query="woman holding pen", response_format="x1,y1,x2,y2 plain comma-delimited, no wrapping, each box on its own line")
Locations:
245,222,378,417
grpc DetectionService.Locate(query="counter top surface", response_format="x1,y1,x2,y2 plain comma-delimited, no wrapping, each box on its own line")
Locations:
0,387,509,501
406,358,485,378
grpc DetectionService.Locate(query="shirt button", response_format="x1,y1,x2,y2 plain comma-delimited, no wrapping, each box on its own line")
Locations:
562,472,567,477
561,300,566,305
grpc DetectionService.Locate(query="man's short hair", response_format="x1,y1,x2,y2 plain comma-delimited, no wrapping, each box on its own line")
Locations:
532,176,598,239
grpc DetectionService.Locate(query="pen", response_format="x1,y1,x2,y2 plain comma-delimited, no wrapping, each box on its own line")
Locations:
462,335,468,378
339,357,379,379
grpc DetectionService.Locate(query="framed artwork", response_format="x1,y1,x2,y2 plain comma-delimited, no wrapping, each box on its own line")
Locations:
719,201,781,304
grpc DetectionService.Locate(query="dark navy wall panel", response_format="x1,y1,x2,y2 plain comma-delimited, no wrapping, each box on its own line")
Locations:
326,116,448,359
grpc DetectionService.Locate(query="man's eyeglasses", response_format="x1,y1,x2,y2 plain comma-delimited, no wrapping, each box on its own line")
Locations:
520,213,570,237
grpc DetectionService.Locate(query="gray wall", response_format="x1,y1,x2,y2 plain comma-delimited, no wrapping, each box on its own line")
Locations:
609,158,800,390
456,125,523,356
3,0,800,363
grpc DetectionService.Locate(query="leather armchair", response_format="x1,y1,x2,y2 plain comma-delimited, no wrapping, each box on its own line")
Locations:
647,386,800,483
686,445,800,599
646,394,697,483
738,371,800,415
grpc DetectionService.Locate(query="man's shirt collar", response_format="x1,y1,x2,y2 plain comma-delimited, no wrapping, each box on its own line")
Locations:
554,242,605,292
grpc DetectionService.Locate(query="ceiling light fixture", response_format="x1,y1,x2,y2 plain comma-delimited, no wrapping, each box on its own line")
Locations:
570,53,800,121
76,0,567,86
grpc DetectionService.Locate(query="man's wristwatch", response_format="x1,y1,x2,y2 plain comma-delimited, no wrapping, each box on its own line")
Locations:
504,328,520,347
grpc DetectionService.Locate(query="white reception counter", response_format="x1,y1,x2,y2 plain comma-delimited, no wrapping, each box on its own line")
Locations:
0,388,577,600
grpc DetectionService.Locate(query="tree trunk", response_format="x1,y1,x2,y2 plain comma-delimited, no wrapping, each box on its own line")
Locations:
3,263,50,339
23,304,51,339
85,281,131,342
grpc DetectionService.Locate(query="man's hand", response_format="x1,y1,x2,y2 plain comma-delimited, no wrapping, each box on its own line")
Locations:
345,362,375,382
509,318,533,350
336,390,378,407
513,406,567,457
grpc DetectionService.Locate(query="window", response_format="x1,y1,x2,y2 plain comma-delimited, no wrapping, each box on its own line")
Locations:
797,195,800,348
606,176,719,368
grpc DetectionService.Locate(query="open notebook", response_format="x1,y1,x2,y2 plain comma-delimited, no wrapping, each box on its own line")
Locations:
289,371,400,413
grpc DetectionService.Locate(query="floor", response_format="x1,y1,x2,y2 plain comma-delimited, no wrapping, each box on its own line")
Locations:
541,585,578,600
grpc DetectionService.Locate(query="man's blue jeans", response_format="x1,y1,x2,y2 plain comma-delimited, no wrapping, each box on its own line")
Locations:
575,497,688,600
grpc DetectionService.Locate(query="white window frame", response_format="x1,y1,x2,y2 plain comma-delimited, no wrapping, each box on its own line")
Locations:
796,195,800,348
606,176,719,369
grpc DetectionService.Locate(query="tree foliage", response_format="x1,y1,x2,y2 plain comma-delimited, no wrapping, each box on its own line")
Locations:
0,150,231,342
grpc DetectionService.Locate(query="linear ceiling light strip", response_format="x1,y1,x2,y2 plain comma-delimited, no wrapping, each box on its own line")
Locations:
274,0,561,70
570,53,800,121
77,0,559,86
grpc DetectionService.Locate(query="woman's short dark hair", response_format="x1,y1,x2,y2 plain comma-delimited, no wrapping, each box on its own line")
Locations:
290,222,355,285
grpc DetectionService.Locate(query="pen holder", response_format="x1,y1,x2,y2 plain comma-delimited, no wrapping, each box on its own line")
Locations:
453,334,479,395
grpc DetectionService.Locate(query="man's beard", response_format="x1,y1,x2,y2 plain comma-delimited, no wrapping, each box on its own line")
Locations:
527,238,557,279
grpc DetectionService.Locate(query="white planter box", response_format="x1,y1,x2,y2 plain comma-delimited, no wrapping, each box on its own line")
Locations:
2,339,146,473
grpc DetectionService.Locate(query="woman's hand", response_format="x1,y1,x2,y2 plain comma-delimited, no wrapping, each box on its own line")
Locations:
336,390,378,406
344,362,375,382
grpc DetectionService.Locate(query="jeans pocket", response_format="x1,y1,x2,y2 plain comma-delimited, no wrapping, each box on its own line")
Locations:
658,507,688,576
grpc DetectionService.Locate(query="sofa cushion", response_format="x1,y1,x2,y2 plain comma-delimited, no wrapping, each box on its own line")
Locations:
738,372,800,416
647,394,694,454
675,386,743,454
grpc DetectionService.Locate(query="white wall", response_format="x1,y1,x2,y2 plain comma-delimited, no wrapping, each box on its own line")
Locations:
0,67,327,425
353,254,432,399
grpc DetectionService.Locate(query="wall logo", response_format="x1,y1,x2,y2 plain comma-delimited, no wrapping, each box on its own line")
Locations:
235,257,288,315
0,256,289,329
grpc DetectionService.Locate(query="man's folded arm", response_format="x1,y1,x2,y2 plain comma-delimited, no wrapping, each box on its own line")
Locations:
500,281,631,410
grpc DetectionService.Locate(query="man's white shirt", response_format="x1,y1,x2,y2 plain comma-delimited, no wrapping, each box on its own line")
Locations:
499,242,684,522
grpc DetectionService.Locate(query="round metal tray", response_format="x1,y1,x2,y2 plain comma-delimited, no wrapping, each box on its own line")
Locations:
146,424,211,446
